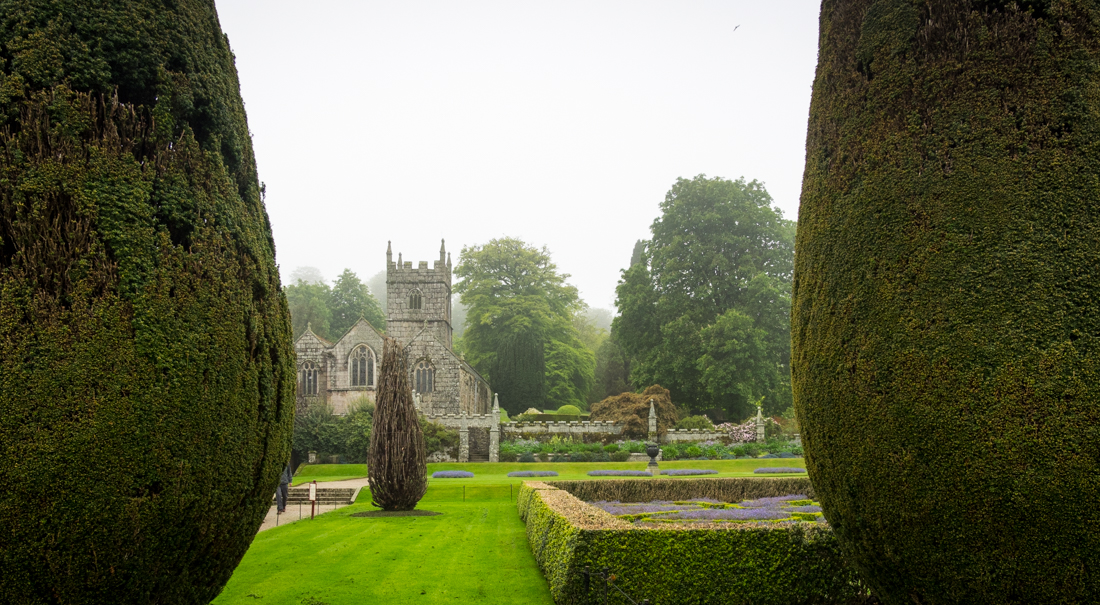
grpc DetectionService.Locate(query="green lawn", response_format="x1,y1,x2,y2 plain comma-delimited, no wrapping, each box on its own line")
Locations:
293,458,807,487
214,485,550,605
220,460,807,604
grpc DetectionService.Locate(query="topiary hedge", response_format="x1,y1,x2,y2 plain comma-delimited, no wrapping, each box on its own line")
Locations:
549,477,814,504
518,481,869,605
0,2,293,603
794,1,1100,603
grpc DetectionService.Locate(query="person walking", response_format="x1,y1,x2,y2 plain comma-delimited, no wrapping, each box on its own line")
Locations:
276,462,292,513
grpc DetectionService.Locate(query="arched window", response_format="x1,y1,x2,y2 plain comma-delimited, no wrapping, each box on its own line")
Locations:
350,345,376,387
300,361,319,396
414,360,434,394
409,289,423,310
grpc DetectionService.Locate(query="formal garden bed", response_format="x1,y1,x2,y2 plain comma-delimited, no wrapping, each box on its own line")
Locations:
500,438,803,462
518,478,870,604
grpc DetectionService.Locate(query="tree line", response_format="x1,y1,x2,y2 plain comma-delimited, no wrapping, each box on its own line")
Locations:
283,174,794,423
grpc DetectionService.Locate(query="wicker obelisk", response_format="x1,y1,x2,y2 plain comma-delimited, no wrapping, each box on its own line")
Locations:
368,337,428,510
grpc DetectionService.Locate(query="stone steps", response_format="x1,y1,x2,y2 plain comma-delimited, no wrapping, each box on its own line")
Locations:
468,452,490,462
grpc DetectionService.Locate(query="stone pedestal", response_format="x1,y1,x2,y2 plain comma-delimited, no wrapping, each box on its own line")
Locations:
647,461,660,477
459,411,470,462
489,394,501,463
647,399,658,442
755,406,766,443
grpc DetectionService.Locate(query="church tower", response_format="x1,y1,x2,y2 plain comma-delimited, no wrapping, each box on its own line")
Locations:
386,240,453,349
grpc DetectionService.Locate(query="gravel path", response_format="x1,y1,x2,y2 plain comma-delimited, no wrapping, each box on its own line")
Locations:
257,477,370,532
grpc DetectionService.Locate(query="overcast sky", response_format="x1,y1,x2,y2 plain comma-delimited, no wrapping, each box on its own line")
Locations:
216,1,821,311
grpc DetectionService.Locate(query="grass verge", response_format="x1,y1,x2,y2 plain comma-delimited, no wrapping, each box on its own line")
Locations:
214,485,551,605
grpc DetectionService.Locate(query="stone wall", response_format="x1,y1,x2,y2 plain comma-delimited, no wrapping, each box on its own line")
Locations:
662,429,731,444
502,421,624,441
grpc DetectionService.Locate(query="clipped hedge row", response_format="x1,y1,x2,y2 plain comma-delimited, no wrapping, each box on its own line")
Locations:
548,477,815,503
518,481,868,605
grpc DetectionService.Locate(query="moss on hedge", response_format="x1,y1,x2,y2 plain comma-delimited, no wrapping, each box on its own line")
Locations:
0,2,293,604
794,1,1100,603
519,481,868,605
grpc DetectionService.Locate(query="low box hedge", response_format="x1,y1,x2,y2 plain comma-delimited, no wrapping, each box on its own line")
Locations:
548,477,815,504
518,479,870,605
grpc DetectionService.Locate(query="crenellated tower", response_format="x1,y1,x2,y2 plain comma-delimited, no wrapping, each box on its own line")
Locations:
386,240,453,349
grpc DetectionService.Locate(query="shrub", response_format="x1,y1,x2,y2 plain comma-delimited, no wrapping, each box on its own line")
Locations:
420,416,460,459
754,468,806,474
610,451,631,462
432,471,474,478
556,405,582,415
507,471,559,477
589,385,679,438
519,452,537,463
0,4,295,602
742,443,762,458
549,477,815,503
795,3,1100,604
518,481,865,604
661,445,681,460
537,452,549,462
684,445,703,458
500,451,519,463
659,469,718,476
587,470,652,477
572,452,592,463
603,443,620,453
674,415,715,431
623,441,647,454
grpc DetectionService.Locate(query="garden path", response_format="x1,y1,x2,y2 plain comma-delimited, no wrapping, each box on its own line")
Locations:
257,477,370,532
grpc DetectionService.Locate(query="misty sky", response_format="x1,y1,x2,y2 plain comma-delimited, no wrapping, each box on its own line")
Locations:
216,1,821,311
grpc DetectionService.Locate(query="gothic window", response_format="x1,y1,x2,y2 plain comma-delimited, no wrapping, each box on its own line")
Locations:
300,361,319,396
414,360,435,394
409,289,423,310
350,345,376,387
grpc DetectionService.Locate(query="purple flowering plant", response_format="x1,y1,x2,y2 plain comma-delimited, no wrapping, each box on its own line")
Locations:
587,470,652,476
507,471,559,477
659,469,718,476
753,467,807,474
431,470,474,478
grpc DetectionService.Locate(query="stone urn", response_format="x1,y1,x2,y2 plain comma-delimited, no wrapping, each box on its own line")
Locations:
645,442,660,477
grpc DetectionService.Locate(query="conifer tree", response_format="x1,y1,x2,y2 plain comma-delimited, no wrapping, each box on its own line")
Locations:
795,2,1100,603
369,337,428,511
0,2,293,603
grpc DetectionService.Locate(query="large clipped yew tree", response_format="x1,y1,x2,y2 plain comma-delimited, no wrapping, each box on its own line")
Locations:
0,2,294,603
794,1,1100,603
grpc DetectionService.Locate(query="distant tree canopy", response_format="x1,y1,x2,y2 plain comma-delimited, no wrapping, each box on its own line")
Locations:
455,237,595,414
614,175,795,422
285,268,385,341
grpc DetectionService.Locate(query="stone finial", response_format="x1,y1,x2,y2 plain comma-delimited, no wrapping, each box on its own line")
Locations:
398,252,402,269
387,240,392,263
648,399,656,419
440,238,446,262
306,321,312,332
493,392,500,411
447,252,451,268
648,398,658,441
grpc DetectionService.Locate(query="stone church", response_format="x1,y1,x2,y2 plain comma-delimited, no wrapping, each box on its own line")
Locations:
294,240,492,416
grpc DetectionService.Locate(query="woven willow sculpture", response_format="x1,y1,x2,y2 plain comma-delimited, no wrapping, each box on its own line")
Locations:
368,337,428,510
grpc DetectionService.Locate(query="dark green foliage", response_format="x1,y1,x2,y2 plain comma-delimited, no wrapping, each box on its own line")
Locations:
292,400,373,463
456,237,594,413
518,482,868,605
794,2,1100,603
609,451,631,462
589,330,632,403
369,337,427,511
0,3,293,603
519,451,536,463
614,176,795,421
589,385,678,439
419,415,459,458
